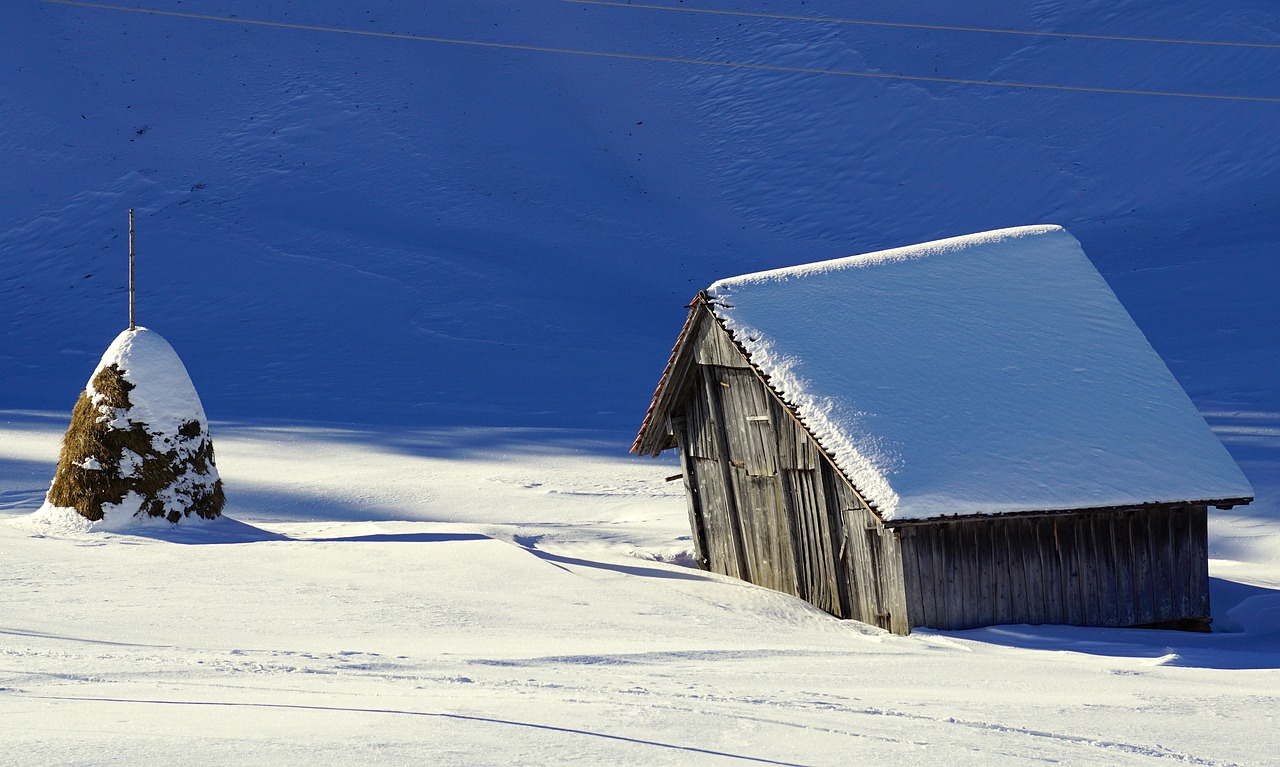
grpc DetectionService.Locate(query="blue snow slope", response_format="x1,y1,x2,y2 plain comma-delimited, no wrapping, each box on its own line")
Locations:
3,0,1277,437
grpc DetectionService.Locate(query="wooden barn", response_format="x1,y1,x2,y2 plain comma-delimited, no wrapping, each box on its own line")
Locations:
633,226,1253,634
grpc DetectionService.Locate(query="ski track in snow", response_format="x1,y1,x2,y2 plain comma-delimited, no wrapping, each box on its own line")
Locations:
3,645,1250,767
1,631,1252,767
7,692,1245,767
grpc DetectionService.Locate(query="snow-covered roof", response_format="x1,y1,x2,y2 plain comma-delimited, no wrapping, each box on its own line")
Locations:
707,225,1253,522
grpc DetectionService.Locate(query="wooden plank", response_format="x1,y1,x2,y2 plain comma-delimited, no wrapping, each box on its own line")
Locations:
821,465,855,619
995,520,1012,626
683,387,719,460
1142,507,1164,623
1056,516,1077,625
910,527,934,628
1060,517,1081,625
1096,514,1113,624
693,315,751,368
936,522,957,629
1190,506,1210,618
844,511,868,621
690,458,730,577
1090,512,1119,625
783,468,820,608
774,399,820,471
779,469,808,603
1157,507,1172,627
1072,515,1093,625
1149,508,1165,622
912,528,938,629
963,525,977,629
863,526,886,629
859,517,883,626
833,483,874,625
998,519,1021,625
1091,513,1112,624
939,523,956,629
1122,511,1141,624
976,521,995,628
1013,519,1044,627
683,381,731,575
954,523,973,629
1170,507,1190,620
760,473,800,597
804,469,842,615
988,521,1008,625
713,367,798,598
1111,512,1135,626
700,367,752,583
843,509,869,622
673,425,709,570
1131,510,1155,624
865,527,886,630
689,458,724,575
958,522,976,629
962,522,977,629
1173,508,1188,619
807,465,843,617
1034,518,1061,624
880,530,910,634
898,527,925,631
1155,507,1175,622
1185,506,1202,619
930,522,949,629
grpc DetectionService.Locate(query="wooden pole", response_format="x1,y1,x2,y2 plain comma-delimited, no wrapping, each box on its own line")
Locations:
128,208,135,331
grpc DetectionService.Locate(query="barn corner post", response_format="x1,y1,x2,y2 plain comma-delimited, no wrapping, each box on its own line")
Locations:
128,208,136,331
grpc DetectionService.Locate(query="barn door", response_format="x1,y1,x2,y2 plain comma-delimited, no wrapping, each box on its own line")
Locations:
780,460,850,617
681,378,749,580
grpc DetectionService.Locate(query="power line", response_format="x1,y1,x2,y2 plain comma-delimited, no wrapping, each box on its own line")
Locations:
565,0,1280,50
41,0,1280,103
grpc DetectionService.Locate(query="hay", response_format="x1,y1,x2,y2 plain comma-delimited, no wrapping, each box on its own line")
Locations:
45,362,224,524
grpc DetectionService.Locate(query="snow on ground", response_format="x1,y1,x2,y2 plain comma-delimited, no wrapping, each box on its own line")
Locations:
3,411,1279,766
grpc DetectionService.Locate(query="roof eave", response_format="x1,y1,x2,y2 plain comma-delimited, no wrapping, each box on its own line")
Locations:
632,292,710,456
883,496,1255,527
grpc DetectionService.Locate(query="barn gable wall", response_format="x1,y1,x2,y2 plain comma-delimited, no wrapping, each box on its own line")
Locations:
672,311,909,633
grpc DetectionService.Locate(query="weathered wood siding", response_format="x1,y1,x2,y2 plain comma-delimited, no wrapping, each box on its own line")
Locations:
664,311,1208,636
826,474,909,634
896,505,1210,630
672,313,908,632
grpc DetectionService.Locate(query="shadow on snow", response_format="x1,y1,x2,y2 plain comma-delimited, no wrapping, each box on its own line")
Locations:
946,576,1280,670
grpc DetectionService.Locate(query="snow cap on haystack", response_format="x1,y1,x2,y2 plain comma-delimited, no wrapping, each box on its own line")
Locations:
38,327,224,528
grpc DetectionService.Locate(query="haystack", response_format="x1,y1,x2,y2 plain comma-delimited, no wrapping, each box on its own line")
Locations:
38,327,224,526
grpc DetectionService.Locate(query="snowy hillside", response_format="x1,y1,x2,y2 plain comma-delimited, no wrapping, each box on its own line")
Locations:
3,0,1279,764
3,0,1277,429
